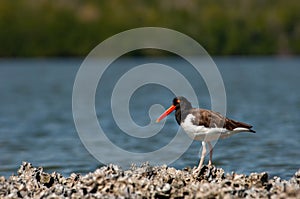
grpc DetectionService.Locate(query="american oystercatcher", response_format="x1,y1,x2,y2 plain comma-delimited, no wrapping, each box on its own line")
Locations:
156,96,255,173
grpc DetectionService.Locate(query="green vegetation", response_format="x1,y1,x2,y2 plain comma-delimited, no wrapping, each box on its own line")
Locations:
1,0,299,56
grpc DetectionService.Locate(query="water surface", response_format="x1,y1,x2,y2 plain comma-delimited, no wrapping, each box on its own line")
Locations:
0,57,299,179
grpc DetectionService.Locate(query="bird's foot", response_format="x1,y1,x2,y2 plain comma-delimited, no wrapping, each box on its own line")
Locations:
193,167,201,175
192,164,216,177
192,165,207,176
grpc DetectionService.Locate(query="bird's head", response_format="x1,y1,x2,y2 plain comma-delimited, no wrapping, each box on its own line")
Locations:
172,96,192,110
156,96,192,122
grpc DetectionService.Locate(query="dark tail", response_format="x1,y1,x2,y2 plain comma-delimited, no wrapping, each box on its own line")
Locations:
248,128,256,133
226,118,256,133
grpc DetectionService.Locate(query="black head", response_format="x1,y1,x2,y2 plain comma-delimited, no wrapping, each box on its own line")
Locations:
156,96,193,123
173,96,192,110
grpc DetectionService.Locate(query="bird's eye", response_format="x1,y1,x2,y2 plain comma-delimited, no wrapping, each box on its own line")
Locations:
177,99,181,103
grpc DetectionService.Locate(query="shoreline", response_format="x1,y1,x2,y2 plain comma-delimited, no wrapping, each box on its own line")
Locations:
0,162,299,198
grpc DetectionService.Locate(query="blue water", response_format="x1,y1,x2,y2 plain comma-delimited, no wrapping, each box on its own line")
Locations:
0,57,299,179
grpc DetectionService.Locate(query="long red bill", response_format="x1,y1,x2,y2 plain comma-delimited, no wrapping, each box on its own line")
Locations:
156,105,176,123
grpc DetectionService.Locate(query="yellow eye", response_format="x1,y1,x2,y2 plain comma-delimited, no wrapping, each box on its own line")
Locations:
177,99,181,103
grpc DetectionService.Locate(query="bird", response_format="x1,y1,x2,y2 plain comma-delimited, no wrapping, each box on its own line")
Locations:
156,96,255,173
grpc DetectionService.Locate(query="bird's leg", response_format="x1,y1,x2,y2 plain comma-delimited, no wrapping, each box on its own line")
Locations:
207,141,213,166
194,141,206,173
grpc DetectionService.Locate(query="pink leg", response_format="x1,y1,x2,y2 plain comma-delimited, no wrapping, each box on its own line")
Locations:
207,141,213,166
194,141,206,173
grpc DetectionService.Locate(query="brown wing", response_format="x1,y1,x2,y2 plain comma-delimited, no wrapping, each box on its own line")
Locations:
190,109,255,132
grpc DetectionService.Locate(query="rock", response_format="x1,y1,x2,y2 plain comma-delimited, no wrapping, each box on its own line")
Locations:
161,183,171,193
0,162,299,198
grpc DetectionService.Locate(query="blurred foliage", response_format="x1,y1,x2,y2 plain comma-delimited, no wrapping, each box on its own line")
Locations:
0,0,299,56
